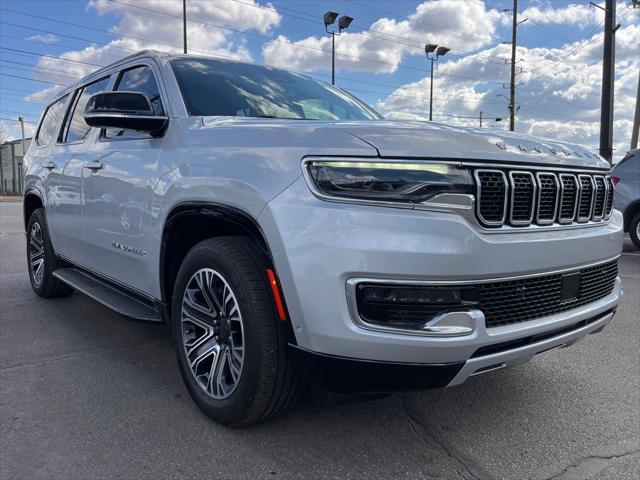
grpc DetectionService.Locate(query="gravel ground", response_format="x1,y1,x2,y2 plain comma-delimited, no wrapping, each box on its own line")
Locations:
1,201,638,480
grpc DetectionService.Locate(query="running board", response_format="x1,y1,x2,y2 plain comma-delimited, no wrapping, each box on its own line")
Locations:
53,268,162,322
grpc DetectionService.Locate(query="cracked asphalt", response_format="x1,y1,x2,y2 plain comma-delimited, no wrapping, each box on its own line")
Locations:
1,201,639,480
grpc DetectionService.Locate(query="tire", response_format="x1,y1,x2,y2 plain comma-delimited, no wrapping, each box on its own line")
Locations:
172,236,302,427
26,208,73,298
629,212,640,250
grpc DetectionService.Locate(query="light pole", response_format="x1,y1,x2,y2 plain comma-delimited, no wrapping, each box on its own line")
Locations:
324,11,353,85
183,0,187,54
425,44,449,121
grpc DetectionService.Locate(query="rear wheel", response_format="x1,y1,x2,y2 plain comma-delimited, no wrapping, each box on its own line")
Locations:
26,208,73,298
629,212,640,250
172,236,302,426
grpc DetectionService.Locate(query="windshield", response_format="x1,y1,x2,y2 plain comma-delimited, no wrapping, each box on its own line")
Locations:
170,58,382,121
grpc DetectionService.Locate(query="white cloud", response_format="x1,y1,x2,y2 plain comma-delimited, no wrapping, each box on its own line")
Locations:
521,3,600,28
0,120,37,143
375,22,640,159
25,33,59,44
263,0,504,74
27,0,281,97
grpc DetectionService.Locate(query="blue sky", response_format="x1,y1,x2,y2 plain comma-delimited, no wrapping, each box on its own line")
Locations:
0,0,638,159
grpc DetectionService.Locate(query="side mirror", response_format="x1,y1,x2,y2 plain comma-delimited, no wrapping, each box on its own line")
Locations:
84,91,168,137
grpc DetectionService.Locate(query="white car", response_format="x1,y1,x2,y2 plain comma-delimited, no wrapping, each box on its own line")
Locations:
23,50,623,426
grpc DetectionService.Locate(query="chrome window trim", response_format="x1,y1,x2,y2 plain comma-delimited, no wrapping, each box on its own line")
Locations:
474,169,508,226
592,175,606,220
577,174,595,222
558,173,579,224
535,172,559,225
508,171,536,226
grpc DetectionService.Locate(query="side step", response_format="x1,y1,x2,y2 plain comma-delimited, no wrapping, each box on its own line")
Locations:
53,268,162,322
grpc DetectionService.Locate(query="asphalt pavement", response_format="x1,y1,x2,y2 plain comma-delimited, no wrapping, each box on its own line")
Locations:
1,201,638,480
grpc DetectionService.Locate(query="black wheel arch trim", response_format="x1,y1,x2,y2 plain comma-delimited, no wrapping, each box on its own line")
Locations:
159,201,297,343
23,187,46,231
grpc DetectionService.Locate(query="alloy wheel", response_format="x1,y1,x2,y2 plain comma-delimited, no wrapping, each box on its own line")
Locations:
180,268,245,399
29,222,45,286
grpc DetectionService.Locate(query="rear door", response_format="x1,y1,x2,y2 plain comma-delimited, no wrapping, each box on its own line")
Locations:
51,76,112,264
81,62,167,294
36,93,72,255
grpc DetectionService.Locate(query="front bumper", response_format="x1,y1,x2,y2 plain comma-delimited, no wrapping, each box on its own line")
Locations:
259,177,624,371
290,308,616,394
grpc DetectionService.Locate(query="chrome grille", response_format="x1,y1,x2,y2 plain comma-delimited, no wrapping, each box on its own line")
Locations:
475,169,612,228
577,174,595,222
509,172,535,225
592,175,606,220
604,176,614,218
474,170,507,225
536,173,559,224
558,174,579,223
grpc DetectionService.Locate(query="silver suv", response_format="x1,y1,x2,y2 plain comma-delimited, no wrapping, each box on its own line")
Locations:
23,51,623,426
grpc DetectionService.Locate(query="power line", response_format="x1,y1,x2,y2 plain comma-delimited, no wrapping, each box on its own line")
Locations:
107,0,508,83
0,72,59,85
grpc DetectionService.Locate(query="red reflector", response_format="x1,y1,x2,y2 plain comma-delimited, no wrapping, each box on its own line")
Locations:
611,176,620,185
267,269,286,321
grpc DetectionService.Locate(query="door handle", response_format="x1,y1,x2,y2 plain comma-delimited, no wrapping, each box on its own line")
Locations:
84,161,104,171
44,161,56,170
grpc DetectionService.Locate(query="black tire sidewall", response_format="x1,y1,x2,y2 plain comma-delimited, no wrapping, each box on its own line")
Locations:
171,241,273,425
26,208,59,296
630,213,640,250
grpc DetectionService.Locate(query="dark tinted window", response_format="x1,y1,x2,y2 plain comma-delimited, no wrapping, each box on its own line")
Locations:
36,94,69,146
63,77,110,143
105,65,164,138
170,58,381,120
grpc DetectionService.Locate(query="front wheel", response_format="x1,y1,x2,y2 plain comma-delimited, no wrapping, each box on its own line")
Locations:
172,236,302,427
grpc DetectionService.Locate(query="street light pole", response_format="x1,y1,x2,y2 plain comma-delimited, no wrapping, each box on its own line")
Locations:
425,44,449,122
183,0,187,54
323,11,353,85
429,57,434,121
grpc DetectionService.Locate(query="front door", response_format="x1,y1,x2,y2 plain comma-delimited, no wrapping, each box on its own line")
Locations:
81,64,166,295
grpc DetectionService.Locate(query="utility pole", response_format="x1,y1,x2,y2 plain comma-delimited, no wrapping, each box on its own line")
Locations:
598,0,616,163
18,116,26,194
479,111,483,128
509,0,518,132
631,69,639,150
182,0,187,54
18,116,26,157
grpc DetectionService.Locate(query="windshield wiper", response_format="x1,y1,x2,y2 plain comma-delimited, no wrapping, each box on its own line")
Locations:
252,115,312,120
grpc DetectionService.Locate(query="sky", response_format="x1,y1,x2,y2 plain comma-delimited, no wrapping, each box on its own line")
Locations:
0,0,638,160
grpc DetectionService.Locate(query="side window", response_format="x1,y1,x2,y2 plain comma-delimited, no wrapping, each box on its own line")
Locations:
104,65,164,139
62,77,110,143
35,94,69,147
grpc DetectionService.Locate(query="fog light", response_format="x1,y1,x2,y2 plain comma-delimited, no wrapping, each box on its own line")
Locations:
356,284,479,328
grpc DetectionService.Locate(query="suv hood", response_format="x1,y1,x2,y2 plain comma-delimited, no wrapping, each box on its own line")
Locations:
333,120,609,169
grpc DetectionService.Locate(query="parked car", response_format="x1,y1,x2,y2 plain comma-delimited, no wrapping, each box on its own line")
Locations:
611,149,640,249
23,51,624,426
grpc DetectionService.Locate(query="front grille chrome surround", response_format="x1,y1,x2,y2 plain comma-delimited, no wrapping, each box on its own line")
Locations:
474,169,508,226
577,174,595,222
535,172,559,225
508,171,536,225
558,173,579,224
475,169,612,228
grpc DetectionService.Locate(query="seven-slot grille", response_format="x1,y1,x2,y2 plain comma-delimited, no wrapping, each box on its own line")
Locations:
475,169,613,227
478,260,618,328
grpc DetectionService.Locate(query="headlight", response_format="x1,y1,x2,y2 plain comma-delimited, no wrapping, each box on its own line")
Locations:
305,160,473,204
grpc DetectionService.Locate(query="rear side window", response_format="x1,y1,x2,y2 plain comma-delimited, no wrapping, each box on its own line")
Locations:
62,77,110,143
104,65,164,139
35,94,69,147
